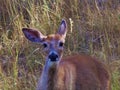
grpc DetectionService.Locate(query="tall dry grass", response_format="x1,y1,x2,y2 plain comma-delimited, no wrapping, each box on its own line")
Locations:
0,0,120,90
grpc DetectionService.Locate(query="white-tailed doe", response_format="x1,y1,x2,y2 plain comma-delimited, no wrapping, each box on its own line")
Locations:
22,20,110,90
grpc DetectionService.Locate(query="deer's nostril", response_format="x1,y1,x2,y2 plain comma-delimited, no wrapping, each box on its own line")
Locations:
48,53,58,61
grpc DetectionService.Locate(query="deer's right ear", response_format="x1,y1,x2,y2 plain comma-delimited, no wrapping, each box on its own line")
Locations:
57,19,67,39
22,28,46,43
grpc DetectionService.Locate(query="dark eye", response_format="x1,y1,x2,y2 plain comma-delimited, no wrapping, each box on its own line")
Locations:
43,43,48,48
59,42,64,47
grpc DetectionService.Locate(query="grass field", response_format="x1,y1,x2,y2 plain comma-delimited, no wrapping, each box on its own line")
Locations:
0,0,120,90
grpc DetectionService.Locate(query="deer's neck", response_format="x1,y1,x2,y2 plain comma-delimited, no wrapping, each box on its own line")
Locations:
40,61,57,90
47,65,57,90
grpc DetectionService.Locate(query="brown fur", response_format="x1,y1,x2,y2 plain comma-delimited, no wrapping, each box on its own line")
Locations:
36,34,111,90
22,24,110,90
44,34,62,42
38,54,110,90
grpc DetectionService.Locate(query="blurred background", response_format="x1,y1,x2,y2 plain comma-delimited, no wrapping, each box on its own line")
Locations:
0,0,120,90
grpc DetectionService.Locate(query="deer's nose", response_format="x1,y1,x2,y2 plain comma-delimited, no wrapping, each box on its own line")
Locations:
48,52,58,61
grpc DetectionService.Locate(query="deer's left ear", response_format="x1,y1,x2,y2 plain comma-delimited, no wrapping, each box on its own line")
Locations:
57,19,67,39
22,28,46,43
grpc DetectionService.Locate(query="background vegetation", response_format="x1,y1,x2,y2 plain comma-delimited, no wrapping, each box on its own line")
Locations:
0,0,120,90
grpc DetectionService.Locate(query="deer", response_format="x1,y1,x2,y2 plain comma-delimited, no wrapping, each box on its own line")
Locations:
22,19,111,90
